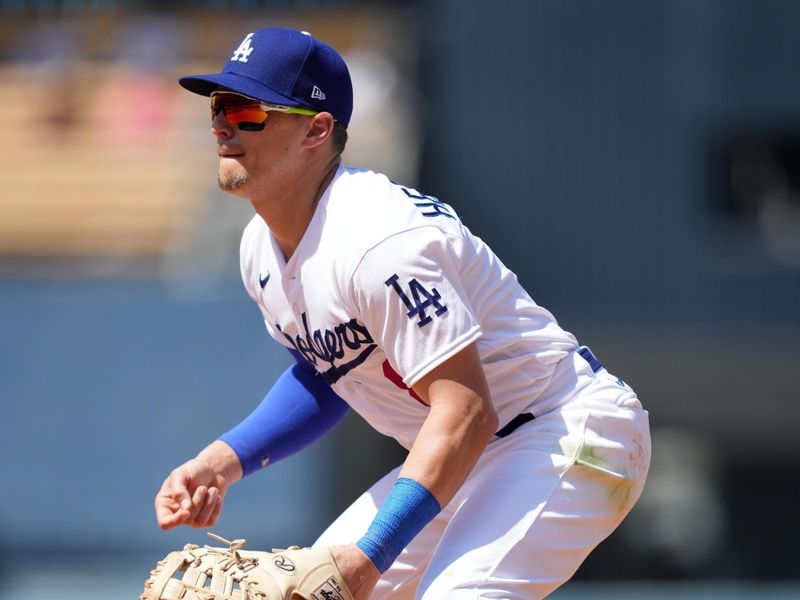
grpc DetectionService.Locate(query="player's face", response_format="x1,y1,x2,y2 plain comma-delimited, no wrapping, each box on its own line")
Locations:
210,93,312,195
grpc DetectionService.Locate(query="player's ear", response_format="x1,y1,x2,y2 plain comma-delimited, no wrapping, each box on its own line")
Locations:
302,112,335,150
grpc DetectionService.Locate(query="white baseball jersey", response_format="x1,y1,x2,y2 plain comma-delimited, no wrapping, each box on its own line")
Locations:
239,164,579,449
240,164,651,598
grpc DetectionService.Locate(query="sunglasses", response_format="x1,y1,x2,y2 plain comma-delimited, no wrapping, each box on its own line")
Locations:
210,91,319,131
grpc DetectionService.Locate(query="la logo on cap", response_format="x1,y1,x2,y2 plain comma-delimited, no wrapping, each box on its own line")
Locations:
179,27,354,127
232,33,255,63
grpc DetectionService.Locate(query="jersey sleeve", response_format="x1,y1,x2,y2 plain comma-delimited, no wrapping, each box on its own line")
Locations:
349,226,482,387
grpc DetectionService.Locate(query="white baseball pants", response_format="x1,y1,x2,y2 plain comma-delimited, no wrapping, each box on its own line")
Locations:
315,350,651,599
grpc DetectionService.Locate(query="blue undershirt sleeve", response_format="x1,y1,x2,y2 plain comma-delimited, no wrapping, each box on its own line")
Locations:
219,353,350,476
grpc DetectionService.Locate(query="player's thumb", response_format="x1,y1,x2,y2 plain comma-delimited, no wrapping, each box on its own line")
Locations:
171,470,195,510
163,470,194,514
155,491,191,530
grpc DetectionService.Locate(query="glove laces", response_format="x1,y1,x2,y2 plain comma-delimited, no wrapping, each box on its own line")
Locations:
205,532,258,572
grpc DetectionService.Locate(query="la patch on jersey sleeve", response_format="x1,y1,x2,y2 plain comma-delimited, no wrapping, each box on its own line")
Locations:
350,226,482,388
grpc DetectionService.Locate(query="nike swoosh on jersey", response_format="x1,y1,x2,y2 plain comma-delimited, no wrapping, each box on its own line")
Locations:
259,273,270,288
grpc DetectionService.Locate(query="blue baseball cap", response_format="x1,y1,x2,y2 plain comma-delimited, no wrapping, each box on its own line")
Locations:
179,27,353,127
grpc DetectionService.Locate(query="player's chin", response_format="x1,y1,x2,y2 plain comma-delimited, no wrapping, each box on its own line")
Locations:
217,168,249,193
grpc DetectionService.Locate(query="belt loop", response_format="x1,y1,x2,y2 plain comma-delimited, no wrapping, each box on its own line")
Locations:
578,345,603,373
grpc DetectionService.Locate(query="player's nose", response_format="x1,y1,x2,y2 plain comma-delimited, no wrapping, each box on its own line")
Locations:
211,112,235,139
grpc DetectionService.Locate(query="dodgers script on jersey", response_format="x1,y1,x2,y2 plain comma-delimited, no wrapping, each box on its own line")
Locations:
239,165,578,449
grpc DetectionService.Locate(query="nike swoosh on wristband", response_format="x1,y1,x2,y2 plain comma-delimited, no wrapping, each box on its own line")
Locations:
259,272,270,288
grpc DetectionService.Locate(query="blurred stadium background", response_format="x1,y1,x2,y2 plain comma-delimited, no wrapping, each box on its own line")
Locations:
1,0,798,598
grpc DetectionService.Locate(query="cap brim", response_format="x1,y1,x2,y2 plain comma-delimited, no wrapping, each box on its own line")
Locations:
178,72,301,106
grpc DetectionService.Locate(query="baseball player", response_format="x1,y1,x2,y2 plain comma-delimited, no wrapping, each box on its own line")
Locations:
154,27,651,599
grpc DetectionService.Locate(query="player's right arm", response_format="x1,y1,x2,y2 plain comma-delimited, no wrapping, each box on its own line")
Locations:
154,357,349,530
156,219,350,531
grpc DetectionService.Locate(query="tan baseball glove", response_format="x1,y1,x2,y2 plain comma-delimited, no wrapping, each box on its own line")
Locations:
140,533,354,600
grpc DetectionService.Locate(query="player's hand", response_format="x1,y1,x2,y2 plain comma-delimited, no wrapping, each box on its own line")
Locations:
155,458,228,530
328,544,380,600
154,441,243,530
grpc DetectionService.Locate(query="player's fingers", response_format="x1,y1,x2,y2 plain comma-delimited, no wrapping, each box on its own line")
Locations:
155,494,191,530
206,493,224,527
194,487,218,527
162,473,193,505
192,485,208,506
158,508,191,530
154,475,191,525
154,491,178,520
185,485,208,523
167,469,194,506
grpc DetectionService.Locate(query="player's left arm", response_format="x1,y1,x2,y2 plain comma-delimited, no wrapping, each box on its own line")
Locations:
400,340,497,503
329,340,497,600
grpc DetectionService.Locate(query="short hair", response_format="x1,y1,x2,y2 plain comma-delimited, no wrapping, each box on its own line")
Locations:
332,121,348,156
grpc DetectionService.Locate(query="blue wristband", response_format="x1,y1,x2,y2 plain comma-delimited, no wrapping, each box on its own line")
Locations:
355,478,442,573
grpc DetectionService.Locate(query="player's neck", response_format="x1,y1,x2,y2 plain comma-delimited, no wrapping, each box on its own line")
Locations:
251,156,340,261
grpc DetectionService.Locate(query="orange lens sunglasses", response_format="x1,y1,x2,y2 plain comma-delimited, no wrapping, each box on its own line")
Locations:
210,91,318,131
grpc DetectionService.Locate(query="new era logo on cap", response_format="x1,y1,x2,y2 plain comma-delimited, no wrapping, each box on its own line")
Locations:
178,27,354,127
311,85,326,100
